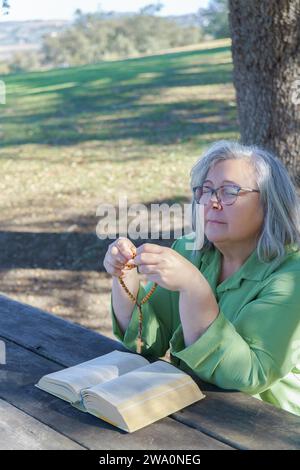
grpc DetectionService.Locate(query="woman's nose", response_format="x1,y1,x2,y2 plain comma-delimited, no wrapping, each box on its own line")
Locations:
211,198,222,209
210,192,219,203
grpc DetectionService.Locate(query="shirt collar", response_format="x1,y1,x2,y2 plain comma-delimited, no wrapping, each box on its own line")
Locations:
200,244,294,292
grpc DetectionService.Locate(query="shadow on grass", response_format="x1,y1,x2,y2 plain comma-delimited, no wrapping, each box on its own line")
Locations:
0,196,192,271
0,44,236,150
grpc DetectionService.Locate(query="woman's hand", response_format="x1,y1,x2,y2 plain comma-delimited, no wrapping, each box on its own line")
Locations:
133,243,202,292
103,237,137,278
133,242,219,347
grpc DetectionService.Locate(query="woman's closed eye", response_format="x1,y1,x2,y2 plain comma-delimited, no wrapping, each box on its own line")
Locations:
202,185,239,194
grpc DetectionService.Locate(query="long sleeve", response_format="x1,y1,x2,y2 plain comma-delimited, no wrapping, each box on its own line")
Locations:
170,271,300,395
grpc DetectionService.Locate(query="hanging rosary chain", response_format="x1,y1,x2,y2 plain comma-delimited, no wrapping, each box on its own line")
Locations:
118,248,158,353
118,276,157,306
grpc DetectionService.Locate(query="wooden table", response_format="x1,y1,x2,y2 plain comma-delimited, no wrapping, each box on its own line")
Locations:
0,293,300,450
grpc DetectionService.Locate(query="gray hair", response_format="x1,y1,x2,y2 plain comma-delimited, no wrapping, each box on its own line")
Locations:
189,140,300,263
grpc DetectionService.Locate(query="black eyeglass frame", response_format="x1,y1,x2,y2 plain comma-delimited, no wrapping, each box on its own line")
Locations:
192,184,260,206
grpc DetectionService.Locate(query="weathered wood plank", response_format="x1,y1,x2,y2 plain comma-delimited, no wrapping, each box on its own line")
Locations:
0,398,84,450
172,391,300,450
0,293,128,366
1,294,300,450
0,336,233,450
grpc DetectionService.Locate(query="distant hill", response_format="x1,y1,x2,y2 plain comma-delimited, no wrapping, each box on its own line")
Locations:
0,13,199,45
0,19,71,61
0,14,200,62
0,19,71,46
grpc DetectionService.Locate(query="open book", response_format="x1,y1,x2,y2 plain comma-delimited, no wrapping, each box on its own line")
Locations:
35,350,205,433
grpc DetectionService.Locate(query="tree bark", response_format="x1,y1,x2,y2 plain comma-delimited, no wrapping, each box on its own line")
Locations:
228,0,300,184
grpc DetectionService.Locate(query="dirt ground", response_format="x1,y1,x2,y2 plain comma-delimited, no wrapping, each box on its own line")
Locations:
0,208,174,344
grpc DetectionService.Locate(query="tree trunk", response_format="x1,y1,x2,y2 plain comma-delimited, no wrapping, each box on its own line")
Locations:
228,0,300,184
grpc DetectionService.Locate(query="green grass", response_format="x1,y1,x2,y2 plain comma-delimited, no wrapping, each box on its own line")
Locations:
0,39,239,228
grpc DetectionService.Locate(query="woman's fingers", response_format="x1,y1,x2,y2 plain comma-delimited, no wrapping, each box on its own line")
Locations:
133,252,161,266
116,238,136,259
138,264,159,274
110,245,128,263
135,243,163,256
104,259,124,277
104,239,169,280
107,257,124,269
103,237,137,277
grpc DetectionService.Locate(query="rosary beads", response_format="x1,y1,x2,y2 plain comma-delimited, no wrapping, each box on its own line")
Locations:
118,248,157,354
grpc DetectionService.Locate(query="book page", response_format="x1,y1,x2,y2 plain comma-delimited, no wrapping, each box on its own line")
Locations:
37,350,150,397
83,360,195,407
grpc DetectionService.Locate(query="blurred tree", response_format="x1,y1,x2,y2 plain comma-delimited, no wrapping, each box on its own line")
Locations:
41,12,203,67
139,3,164,15
9,51,41,72
74,8,83,22
198,0,230,39
229,0,300,183
1,0,9,13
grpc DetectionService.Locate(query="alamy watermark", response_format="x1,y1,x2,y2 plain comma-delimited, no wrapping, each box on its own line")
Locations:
0,340,6,365
96,196,204,250
0,80,6,105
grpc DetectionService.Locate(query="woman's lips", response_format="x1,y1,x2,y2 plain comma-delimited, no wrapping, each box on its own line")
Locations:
207,220,226,224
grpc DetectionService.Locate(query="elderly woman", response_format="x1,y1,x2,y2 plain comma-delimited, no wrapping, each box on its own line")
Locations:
104,140,300,417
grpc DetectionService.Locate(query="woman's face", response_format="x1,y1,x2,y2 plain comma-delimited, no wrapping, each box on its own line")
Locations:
203,159,264,247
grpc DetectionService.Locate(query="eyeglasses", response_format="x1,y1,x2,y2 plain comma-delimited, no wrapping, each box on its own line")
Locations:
193,184,260,206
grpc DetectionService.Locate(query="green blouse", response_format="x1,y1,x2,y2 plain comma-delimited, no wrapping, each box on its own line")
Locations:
110,234,300,416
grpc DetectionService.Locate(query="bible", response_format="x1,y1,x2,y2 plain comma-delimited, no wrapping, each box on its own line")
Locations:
35,350,205,433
